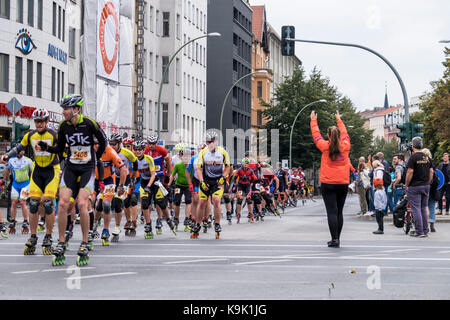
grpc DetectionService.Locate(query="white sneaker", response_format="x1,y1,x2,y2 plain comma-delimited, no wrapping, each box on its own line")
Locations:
364,211,374,217
112,226,121,236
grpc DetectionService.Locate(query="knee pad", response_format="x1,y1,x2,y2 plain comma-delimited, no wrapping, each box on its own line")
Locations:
113,198,123,213
237,198,243,206
155,197,168,210
103,201,111,214
43,200,54,215
130,193,139,207
95,199,103,212
29,199,40,214
141,197,150,210
223,195,230,204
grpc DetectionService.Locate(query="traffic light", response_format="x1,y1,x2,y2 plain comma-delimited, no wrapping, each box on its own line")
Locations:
14,122,30,143
281,26,295,56
396,122,410,144
411,122,424,138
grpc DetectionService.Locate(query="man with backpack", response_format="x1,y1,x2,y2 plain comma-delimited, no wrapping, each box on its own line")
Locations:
392,154,407,207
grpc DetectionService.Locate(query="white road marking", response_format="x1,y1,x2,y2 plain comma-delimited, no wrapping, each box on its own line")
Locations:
12,270,40,274
438,251,450,254
349,254,389,257
63,272,137,280
41,267,96,272
163,259,227,265
233,259,293,265
382,249,421,253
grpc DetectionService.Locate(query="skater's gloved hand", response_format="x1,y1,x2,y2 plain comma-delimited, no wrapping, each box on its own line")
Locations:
218,176,226,185
117,184,125,196
98,181,105,193
189,184,193,192
0,155,8,164
143,185,151,194
38,140,49,151
200,181,208,191
164,175,170,184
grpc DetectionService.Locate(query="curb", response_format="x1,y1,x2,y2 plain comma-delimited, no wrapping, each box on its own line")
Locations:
357,214,450,223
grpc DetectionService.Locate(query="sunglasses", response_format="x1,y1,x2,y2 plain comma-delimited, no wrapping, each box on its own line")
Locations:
109,142,118,146
206,140,214,144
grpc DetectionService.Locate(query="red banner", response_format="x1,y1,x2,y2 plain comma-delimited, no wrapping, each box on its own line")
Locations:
0,103,36,118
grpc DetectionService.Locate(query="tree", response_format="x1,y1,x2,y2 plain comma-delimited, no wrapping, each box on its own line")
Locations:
418,47,450,162
262,67,373,169
368,136,399,166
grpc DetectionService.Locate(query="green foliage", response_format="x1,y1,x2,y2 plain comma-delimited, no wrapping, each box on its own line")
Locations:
262,67,373,169
368,136,399,164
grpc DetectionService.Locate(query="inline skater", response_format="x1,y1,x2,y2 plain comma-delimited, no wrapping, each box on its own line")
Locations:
37,94,107,266
234,158,259,223
194,132,231,239
186,144,207,232
2,109,60,255
135,140,176,239
168,144,193,231
144,134,172,234
275,162,289,213
108,133,138,241
2,149,32,234
121,137,141,228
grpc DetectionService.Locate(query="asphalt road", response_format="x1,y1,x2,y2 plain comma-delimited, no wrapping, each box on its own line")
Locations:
1,194,450,300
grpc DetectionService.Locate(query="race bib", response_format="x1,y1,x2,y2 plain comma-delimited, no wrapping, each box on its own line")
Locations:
20,187,30,199
237,190,242,196
174,188,180,195
155,165,161,172
32,139,52,157
255,183,262,190
103,184,116,201
70,146,91,164
116,186,129,201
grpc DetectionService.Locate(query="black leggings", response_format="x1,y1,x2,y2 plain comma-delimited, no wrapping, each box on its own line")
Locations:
321,183,348,240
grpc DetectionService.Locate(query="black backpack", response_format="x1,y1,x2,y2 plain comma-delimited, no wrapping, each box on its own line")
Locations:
399,163,407,185
393,195,408,228
383,169,392,187
430,171,440,201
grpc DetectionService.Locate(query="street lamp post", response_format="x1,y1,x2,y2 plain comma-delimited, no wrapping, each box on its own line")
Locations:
286,37,411,123
219,70,268,135
156,32,221,137
289,99,326,168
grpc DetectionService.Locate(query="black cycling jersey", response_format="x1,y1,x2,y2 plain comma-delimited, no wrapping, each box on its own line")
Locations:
46,113,107,168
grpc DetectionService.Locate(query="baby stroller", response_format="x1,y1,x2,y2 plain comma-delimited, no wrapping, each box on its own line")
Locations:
392,194,414,234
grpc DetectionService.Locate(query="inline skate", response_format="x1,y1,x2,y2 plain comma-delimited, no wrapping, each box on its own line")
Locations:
42,234,53,255
101,229,110,246
156,218,163,235
144,222,154,239
76,242,90,266
52,242,66,266
24,234,38,255
214,223,222,239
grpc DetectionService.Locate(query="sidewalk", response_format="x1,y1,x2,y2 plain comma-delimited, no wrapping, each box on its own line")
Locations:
359,213,450,223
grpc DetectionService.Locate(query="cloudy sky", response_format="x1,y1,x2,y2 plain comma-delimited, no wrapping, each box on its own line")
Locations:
252,0,450,111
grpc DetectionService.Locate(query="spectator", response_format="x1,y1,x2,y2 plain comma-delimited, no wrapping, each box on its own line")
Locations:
310,110,351,248
392,154,406,207
405,137,434,237
423,148,439,232
373,178,387,234
355,162,370,216
437,153,449,215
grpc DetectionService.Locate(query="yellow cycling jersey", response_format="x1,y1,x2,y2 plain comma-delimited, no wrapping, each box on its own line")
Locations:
20,129,59,168
197,146,230,179
113,146,138,176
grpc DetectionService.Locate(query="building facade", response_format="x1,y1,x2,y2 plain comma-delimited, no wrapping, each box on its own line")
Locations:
140,0,207,150
0,0,68,151
207,0,253,156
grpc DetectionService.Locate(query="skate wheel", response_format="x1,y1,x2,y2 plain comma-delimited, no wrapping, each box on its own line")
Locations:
156,229,162,235
102,239,109,246
215,233,220,239
9,229,15,235
42,247,53,255
65,243,70,250
184,226,188,232
88,243,94,251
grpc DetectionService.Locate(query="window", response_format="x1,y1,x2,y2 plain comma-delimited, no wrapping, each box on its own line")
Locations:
62,9,65,41
184,0,187,18
155,10,159,35
155,55,159,82
27,0,34,26
175,104,180,129
58,5,61,39
149,52,153,80
195,43,198,63
162,56,169,84
143,1,148,29
191,117,194,144
187,75,190,100
257,110,263,126
187,37,191,58
199,45,202,65
183,34,186,55
183,73,186,97
52,2,56,36
57,69,60,101
199,11,202,31
26,59,33,96
162,12,169,37
61,71,64,98
176,14,180,39
51,67,55,101
37,0,42,29
143,49,147,78
162,103,168,131
69,28,76,57
0,0,10,19
68,83,74,94
187,1,190,21
149,6,153,32
36,62,41,98
16,0,23,23
15,57,22,94
176,58,180,85
257,81,262,98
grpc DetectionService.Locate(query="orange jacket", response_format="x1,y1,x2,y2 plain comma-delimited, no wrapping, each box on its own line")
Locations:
310,119,351,184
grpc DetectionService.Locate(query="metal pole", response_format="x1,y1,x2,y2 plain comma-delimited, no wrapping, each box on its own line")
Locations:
287,38,410,123
289,99,325,168
157,34,220,137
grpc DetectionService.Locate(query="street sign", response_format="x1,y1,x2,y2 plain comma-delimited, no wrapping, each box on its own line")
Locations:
282,159,288,169
436,169,444,190
5,97,23,115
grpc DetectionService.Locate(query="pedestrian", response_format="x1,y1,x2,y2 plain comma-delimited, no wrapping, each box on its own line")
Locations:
355,162,370,216
405,137,434,237
310,110,351,248
392,154,407,207
422,148,439,232
437,153,449,215
373,177,387,234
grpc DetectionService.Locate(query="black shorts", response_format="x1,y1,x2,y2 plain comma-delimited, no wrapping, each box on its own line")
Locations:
237,183,251,198
289,184,298,191
173,185,192,205
61,164,95,196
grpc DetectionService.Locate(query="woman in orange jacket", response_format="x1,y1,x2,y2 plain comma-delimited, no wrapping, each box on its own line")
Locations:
310,110,351,248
